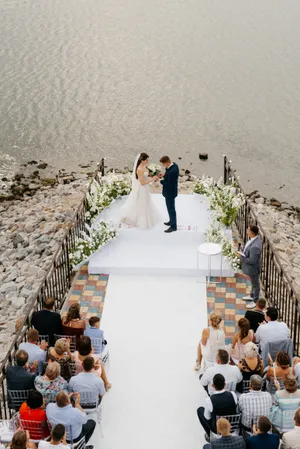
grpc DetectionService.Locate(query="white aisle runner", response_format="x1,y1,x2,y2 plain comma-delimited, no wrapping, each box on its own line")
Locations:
90,274,207,449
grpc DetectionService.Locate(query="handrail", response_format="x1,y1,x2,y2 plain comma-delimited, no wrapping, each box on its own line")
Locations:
0,159,105,418
224,155,300,354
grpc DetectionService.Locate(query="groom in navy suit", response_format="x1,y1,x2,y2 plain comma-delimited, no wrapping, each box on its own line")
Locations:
159,156,179,233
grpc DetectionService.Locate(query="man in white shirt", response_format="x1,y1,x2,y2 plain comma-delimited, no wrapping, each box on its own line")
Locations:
200,349,243,395
281,408,300,449
19,329,48,374
46,391,96,444
38,424,71,449
255,307,290,351
68,356,106,399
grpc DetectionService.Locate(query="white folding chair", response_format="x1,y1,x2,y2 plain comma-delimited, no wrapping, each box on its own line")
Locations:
242,380,251,393
0,416,18,443
210,413,240,441
19,419,50,443
80,391,103,437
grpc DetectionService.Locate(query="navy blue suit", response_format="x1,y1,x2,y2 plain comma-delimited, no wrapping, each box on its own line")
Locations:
160,163,179,229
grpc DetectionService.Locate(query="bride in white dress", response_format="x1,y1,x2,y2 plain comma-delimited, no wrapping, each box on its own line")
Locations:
120,153,160,229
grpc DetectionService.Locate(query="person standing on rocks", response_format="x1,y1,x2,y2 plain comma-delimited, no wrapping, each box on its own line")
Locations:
238,225,262,309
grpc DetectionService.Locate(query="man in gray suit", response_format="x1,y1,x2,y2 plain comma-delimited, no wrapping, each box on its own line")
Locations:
239,225,262,309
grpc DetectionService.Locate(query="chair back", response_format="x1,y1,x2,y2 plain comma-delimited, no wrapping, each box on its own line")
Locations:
54,334,76,353
242,380,251,393
19,419,49,442
90,337,103,355
80,390,100,410
267,376,284,395
210,414,240,441
260,339,293,368
7,390,31,410
48,422,85,448
61,325,84,349
0,417,18,443
278,409,297,432
38,335,50,345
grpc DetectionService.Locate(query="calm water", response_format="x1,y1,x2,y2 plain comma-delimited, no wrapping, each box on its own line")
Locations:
1,0,300,203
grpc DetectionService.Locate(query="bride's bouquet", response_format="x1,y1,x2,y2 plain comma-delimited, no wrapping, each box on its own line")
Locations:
147,163,162,177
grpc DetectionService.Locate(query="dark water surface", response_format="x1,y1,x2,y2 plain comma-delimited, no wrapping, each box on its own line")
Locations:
1,0,300,203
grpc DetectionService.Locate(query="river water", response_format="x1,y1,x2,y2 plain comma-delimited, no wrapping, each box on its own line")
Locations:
1,0,300,204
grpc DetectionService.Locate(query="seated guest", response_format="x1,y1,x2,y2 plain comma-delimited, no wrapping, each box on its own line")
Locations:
244,298,266,333
231,318,254,362
20,390,49,438
62,304,86,347
270,375,300,432
237,342,264,392
246,416,280,449
200,350,243,395
38,424,70,449
255,307,290,351
280,408,300,449
266,350,292,388
239,375,272,433
19,329,48,374
197,374,237,439
31,298,63,346
68,356,106,399
84,317,106,356
203,418,246,449
48,339,73,381
35,362,68,405
11,430,36,449
46,391,96,444
194,311,226,371
7,350,36,391
73,337,111,390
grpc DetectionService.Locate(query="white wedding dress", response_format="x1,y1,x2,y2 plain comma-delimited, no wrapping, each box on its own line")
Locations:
120,156,160,229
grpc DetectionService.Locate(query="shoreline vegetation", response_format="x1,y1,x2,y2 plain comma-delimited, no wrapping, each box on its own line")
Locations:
0,160,300,359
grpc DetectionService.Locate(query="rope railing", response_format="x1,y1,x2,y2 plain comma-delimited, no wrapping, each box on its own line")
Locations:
224,155,300,354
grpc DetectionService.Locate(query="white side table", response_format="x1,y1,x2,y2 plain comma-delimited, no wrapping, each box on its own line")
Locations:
197,242,223,283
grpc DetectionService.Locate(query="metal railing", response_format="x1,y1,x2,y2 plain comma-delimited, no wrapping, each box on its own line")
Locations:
0,159,105,419
224,155,300,354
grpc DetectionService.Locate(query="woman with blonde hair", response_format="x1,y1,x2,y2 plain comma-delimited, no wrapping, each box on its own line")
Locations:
231,317,254,363
10,430,36,449
237,342,264,392
48,338,74,381
194,310,226,371
35,361,68,405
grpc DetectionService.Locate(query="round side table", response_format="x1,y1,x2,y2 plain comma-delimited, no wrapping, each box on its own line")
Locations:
197,242,223,283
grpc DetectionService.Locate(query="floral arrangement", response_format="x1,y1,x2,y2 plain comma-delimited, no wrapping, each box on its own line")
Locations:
204,225,223,243
147,163,162,177
70,221,118,268
221,238,241,273
193,175,216,196
209,179,245,228
85,173,132,223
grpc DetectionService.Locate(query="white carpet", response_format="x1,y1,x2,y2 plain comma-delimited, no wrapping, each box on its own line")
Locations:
90,274,208,449
89,194,234,277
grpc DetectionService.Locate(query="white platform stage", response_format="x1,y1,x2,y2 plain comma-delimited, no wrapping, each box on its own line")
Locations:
88,194,234,277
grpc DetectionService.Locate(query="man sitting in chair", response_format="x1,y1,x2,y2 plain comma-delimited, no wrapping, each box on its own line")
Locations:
203,418,246,449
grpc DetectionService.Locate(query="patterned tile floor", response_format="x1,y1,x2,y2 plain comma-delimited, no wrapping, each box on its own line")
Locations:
63,264,109,321
207,274,251,345
65,265,250,347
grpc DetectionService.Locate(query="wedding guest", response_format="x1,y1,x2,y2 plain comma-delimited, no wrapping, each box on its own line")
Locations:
68,357,106,399
10,430,36,449
237,342,264,392
270,375,300,432
200,350,242,394
31,298,63,346
239,375,272,433
62,304,86,347
38,424,70,449
48,339,74,381
244,298,266,332
35,362,68,405
246,416,280,449
19,390,49,438
280,408,300,449
83,316,106,356
203,418,245,449
19,329,48,374
194,311,226,371
240,225,262,310
266,350,292,381
255,307,290,351
231,318,254,362
7,350,36,391
73,336,111,390
197,374,238,439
